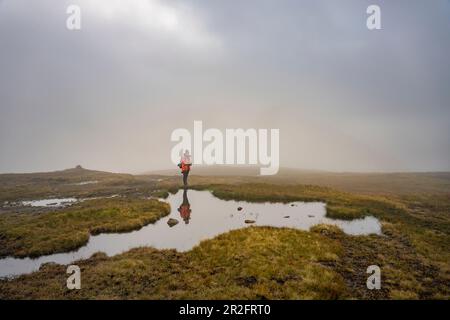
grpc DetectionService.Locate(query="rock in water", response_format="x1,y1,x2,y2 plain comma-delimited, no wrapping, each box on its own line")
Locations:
167,218,179,227
237,207,243,211
244,219,255,224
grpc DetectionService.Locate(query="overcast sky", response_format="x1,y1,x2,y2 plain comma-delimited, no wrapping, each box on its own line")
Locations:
0,0,449,173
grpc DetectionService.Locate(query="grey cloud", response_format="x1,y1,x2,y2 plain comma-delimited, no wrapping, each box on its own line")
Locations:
0,0,449,173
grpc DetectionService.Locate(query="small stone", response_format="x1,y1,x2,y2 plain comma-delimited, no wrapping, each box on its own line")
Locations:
284,216,290,218
308,215,314,218
167,218,179,227
245,219,255,224
237,207,243,211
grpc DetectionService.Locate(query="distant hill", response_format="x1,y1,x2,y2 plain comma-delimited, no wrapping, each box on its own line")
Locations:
0,166,134,187
1,166,449,195
266,168,450,194
146,166,450,194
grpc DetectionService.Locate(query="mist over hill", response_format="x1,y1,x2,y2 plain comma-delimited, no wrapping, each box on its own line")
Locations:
2,165,449,195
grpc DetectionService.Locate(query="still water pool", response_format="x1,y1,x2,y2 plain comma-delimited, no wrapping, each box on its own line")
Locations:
0,189,381,277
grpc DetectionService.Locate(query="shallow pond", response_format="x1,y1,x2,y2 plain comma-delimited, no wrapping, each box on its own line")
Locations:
72,181,98,186
0,189,381,278
21,198,77,207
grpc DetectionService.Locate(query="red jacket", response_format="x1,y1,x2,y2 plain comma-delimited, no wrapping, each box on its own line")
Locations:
180,157,191,173
181,162,190,173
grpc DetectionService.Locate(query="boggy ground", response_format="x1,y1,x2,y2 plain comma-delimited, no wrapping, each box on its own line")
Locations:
0,168,448,299
0,198,170,258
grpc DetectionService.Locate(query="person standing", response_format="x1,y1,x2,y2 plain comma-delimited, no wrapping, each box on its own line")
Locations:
179,150,192,187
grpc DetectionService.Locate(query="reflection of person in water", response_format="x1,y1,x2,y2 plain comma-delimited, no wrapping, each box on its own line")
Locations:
178,188,191,224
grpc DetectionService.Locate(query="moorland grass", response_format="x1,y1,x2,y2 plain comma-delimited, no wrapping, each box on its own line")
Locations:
0,174,448,299
0,226,347,299
0,198,170,258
